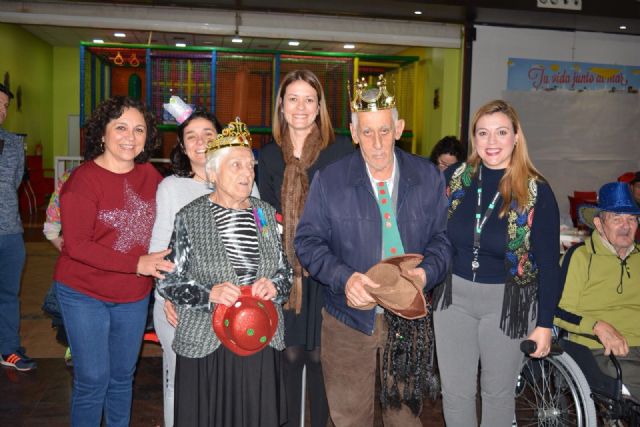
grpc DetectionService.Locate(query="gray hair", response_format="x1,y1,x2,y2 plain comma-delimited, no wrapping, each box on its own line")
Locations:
350,107,399,131
204,146,255,191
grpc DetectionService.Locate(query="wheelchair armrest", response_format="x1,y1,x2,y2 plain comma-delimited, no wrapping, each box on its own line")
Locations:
565,331,624,387
609,353,623,387
559,337,623,401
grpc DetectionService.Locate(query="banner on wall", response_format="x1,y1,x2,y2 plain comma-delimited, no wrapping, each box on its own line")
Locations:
503,90,640,222
507,58,640,92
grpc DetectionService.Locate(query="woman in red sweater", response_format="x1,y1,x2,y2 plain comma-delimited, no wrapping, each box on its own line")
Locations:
54,96,174,426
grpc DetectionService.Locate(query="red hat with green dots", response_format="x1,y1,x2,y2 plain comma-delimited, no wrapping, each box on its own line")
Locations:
212,286,279,356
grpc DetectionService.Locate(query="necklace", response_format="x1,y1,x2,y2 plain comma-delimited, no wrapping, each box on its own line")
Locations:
471,165,501,281
192,172,207,182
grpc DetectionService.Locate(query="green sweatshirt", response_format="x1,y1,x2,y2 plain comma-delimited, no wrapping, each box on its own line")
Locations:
555,231,640,349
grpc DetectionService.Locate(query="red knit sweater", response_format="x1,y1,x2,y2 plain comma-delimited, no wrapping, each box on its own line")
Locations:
54,160,162,303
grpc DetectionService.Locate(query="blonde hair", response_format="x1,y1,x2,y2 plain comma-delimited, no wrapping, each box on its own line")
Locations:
272,69,335,148
467,99,544,216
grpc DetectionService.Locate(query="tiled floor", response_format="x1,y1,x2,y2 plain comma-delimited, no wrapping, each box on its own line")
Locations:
1,210,445,426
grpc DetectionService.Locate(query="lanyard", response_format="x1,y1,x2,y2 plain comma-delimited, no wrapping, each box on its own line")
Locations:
472,165,500,281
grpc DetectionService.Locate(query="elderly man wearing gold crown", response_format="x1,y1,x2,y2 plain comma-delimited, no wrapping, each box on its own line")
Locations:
156,118,292,427
295,75,452,425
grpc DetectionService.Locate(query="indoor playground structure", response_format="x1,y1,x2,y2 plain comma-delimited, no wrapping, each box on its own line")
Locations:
79,43,419,156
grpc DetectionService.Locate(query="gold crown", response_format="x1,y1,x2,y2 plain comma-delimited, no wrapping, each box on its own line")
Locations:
206,117,252,153
349,74,396,112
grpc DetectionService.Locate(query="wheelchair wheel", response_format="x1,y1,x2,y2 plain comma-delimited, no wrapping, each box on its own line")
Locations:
514,352,597,426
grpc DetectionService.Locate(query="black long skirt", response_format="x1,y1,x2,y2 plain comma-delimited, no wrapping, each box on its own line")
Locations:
283,276,324,350
174,345,287,427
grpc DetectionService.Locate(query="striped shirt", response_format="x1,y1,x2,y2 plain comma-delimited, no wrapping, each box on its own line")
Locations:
210,203,260,286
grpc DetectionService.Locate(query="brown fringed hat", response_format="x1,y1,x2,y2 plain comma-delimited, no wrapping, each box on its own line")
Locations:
348,253,428,319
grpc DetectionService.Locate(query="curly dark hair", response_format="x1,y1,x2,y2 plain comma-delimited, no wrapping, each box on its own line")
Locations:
83,96,158,163
429,135,465,165
170,109,223,177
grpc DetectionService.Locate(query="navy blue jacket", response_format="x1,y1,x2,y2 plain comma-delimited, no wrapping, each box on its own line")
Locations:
294,148,452,335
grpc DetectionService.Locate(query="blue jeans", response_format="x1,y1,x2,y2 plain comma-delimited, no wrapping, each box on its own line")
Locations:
56,281,149,427
0,233,25,354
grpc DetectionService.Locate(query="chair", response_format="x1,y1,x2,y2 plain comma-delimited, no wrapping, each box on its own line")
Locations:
568,196,579,227
574,191,597,203
569,191,598,227
19,175,37,216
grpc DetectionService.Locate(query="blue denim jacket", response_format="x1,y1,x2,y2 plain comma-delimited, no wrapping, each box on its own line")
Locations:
294,148,452,335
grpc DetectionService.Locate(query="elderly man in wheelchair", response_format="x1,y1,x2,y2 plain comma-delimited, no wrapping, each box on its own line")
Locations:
515,182,640,426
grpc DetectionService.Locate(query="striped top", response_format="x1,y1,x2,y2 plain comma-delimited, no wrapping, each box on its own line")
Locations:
156,195,292,358
210,203,259,286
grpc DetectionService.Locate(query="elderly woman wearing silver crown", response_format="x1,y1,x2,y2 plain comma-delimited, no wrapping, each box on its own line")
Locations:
156,118,292,427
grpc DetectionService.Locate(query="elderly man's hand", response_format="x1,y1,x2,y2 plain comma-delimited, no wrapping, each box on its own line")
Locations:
593,320,629,356
406,267,427,287
345,272,378,308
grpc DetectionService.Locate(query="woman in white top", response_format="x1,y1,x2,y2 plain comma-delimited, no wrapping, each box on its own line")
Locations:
149,109,259,427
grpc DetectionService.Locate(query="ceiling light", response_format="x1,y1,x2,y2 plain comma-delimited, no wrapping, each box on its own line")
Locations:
619,25,627,30
232,37,243,43
93,39,104,44
114,32,126,38
343,44,355,49
414,10,423,15
175,42,186,47
288,40,300,46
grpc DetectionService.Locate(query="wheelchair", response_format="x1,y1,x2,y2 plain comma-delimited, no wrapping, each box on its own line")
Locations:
513,332,640,426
